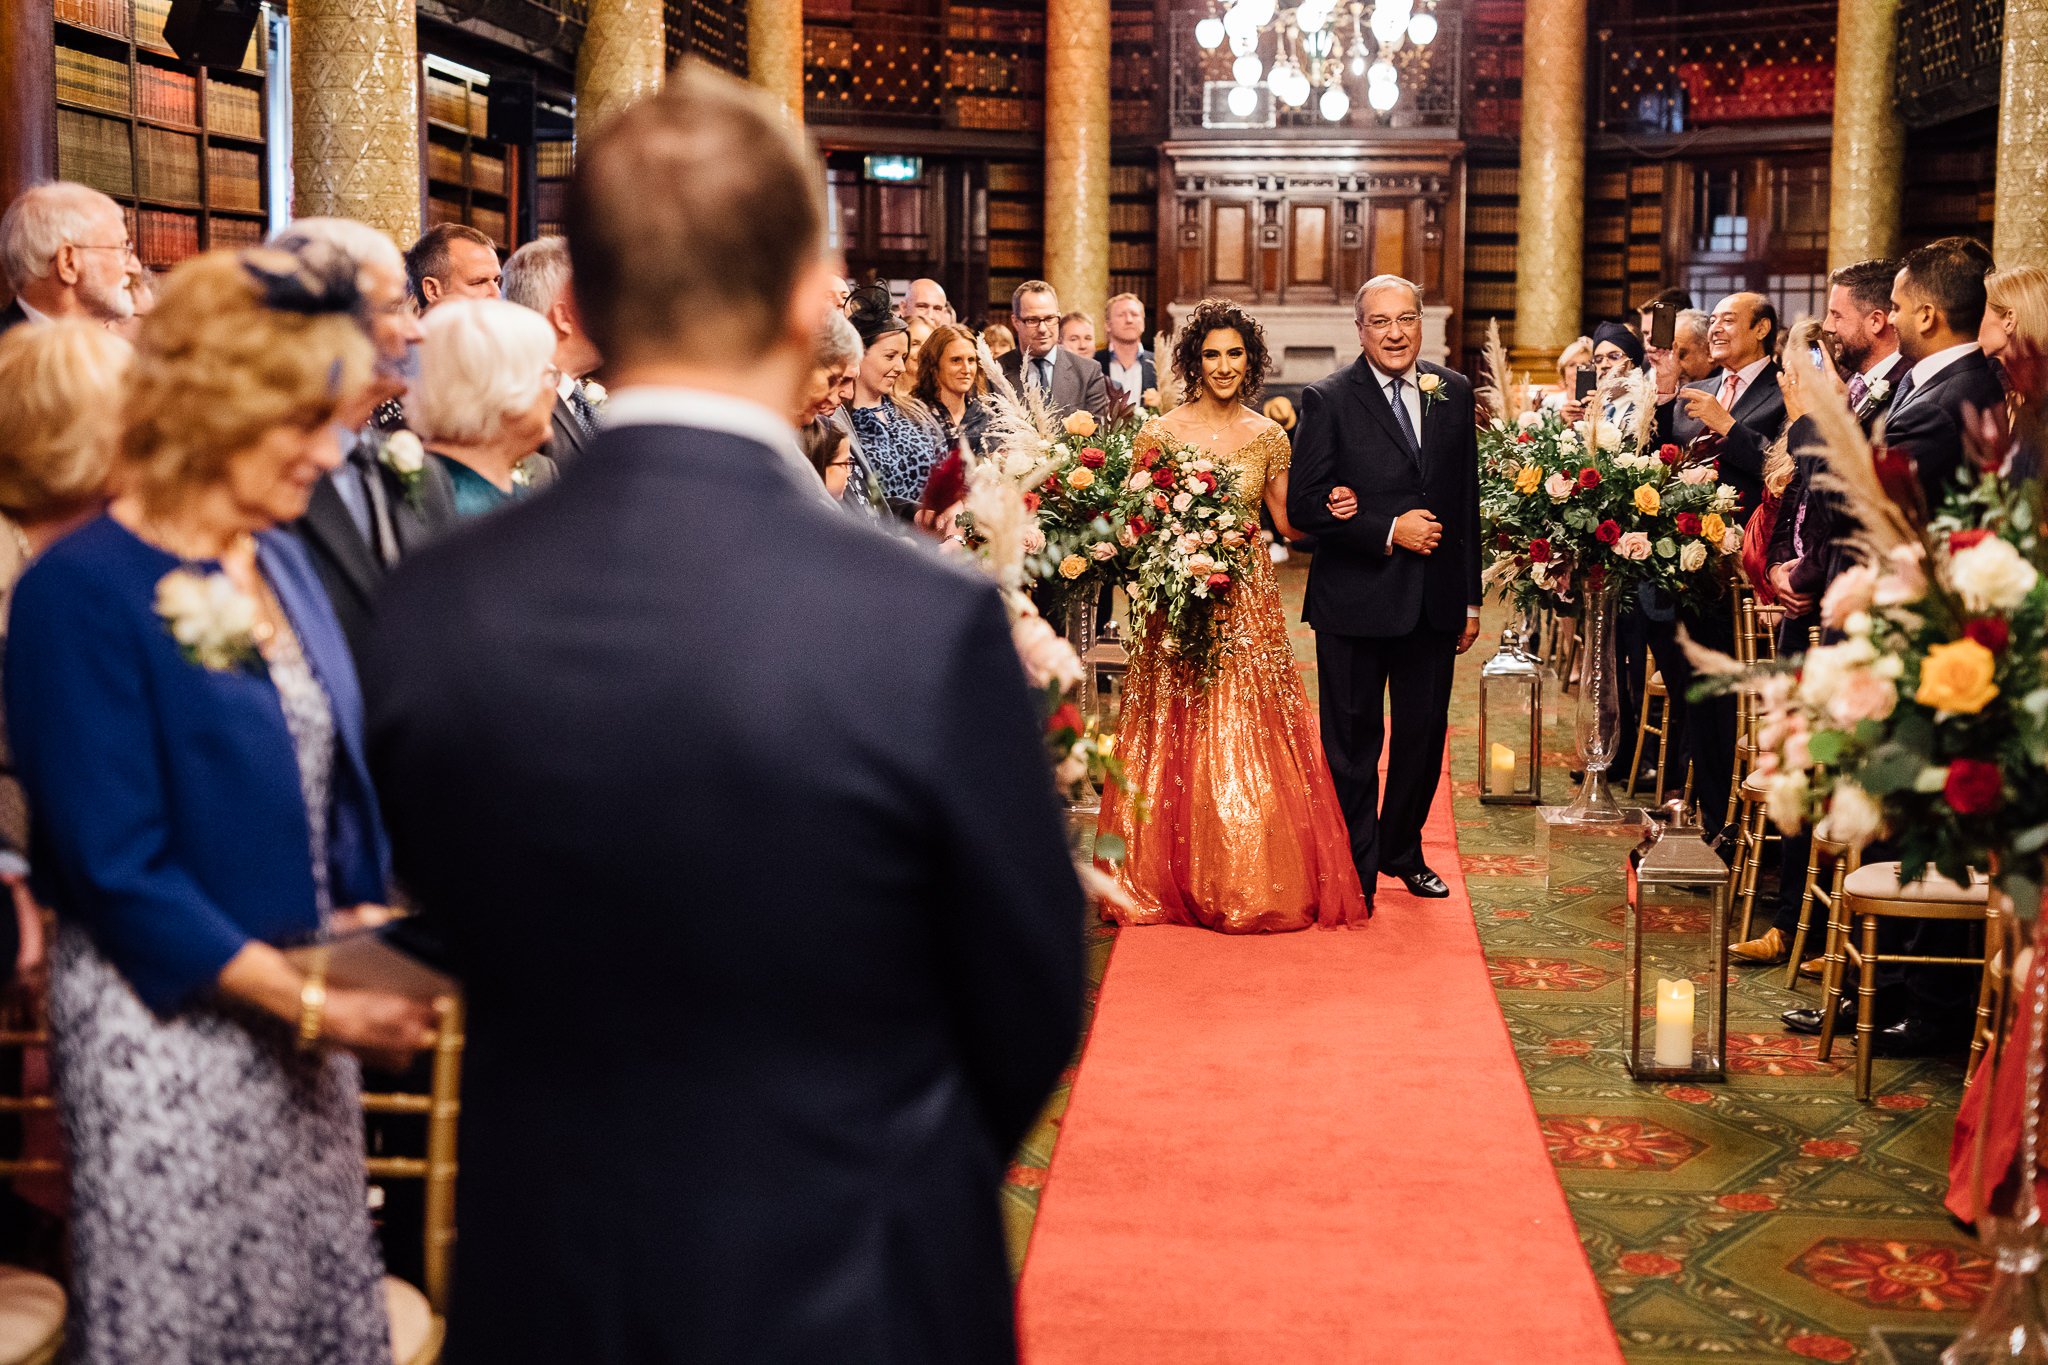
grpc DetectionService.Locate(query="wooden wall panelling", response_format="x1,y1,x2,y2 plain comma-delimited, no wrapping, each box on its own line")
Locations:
1208,198,1252,294
1368,199,1409,283
1258,198,1281,296
1287,199,1333,299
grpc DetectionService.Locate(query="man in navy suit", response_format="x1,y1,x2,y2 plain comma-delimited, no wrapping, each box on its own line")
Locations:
364,66,1083,1364
1883,237,2006,503
1287,276,1482,909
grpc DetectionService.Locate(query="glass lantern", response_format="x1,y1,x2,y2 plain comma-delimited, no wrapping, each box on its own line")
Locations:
1623,802,1730,1080
1478,628,1543,805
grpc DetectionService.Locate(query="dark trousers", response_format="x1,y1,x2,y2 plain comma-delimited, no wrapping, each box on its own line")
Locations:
1669,602,1736,838
1315,627,1457,890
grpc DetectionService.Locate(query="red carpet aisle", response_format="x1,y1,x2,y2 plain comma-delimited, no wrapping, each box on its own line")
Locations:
1015,763,1624,1363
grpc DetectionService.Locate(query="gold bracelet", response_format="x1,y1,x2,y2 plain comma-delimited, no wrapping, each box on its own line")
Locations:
297,949,330,1052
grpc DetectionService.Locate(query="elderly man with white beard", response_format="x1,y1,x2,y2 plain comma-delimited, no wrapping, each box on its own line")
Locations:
0,183,140,332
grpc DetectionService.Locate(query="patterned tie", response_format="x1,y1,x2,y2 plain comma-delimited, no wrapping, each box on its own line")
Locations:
1035,357,1053,396
1846,372,1869,411
1388,377,1423,468
566,383,599,437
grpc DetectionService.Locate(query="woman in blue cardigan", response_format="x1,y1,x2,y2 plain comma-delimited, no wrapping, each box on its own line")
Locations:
5,248,439,1361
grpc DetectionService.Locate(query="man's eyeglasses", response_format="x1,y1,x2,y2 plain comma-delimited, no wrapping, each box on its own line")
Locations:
1363,312,1422,333
74,241,138,259
1015,314,1060,328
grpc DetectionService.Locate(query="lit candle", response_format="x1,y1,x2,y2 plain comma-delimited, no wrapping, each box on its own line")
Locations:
1654,978,1695,1069
1490,742,1516,792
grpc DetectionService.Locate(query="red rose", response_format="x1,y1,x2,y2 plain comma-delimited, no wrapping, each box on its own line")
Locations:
1152,468,1178,489
1659,443,1682,465
1578,467,1601,490
1022,492,1041,514
1150,492,1170,511
1134,448,1158,470
1949,528,1993,553
1196,471,1218,493
1595,519,1621,545
1496,531,1514,549
1945,758,2003,816
1674,512,1701,536
1127,515,1152,536
1041,475,1060,493
1965,617,2011,653
1528,537,1553,563
1046,702,1084,737
1207,573,1231,593
1515,431,1533,444
1077,447,1106,469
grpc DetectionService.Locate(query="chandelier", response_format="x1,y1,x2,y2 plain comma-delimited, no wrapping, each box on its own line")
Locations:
1193,0,1440,122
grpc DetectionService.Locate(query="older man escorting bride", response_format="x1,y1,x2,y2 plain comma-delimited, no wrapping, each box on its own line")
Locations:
1100,279,1479,931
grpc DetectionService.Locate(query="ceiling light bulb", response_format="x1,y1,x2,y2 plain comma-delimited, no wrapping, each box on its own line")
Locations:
1242,0,1276,26
1320,86,1350,121
1368,58,1397,85
1223,5,1258,39
1227,83,1260,117
1367,78,1398,110
1349,50,1368,75
1407,11,1437,44
1196,16,1226,48
1233,53,1264,84
1369,4,1405,43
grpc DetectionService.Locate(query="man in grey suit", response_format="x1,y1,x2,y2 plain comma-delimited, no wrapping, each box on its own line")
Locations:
999,279,1111,420
502,234,604,468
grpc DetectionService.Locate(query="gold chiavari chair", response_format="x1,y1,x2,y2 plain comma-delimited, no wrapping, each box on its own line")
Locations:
1784,829,1858,990
362,996,464,1365
1725,590,1782,940
0,1000,66,1365
1626,660,1679,801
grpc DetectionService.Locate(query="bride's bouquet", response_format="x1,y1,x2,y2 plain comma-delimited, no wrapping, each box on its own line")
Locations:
1119,426,1259,681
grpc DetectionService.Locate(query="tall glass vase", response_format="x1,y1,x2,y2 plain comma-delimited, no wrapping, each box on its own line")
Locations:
1945,904,2048,1363
1549,575,1627,825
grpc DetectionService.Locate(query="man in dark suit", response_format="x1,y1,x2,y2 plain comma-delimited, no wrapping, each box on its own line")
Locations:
364,67,1083,1365
1287,276,1481,909
1000,279,1111,420
271,218,456,670
0,182,141,332
503,234,605,468
1094,291,1156,410
1882,237,2005,503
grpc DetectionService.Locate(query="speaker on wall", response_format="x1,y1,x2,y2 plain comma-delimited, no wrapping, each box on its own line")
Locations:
163,0,263,68
488,72,537,146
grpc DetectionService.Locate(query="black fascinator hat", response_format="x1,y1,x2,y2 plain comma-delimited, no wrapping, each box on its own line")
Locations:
846,282,909,347
239,245,364,320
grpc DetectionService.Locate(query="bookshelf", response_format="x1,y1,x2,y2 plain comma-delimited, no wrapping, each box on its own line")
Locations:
534,139,573,241
985,158,1041,323
1462,160,1518,365
52,0,268,270
943,6,1044,134
1109,157,1157,319
422,57,514,249
1902,133,1995,250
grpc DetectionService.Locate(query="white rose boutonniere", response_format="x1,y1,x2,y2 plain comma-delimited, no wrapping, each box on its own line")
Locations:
580,379,607,408
1860,378,1891,413
1416,371,1444,412
380,430,427,504
154,568,261,672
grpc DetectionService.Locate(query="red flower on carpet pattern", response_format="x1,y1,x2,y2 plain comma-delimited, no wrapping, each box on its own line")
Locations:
1540,1116,1702,1171
1877,1093,1932,1111
1725,1032,1847,1077
1493,910,1532,920
1462,855,1546,877
1801,1139,1861,1159
1662,1086,1714,1104
1787,1335,1858,1362
1616,1252,1683,1276
1004,1163,1046,1190
1488,957,1613,991
1546,1038,1594,1056
1794,1238,1994,1313
1601,903,1712,934
1590,939,1624,951
1717,1192,1779,1212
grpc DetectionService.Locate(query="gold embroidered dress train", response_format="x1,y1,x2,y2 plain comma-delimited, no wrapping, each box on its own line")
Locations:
1097,421,1369,932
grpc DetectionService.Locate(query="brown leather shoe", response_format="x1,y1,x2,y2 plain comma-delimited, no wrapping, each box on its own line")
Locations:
1731,927,1788,965
1797,957,1825,979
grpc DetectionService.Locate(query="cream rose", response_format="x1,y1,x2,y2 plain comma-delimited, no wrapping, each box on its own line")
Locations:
1819,780,1882,849
1089,540,1117,561
1011,610,1085,691
1763,768,1810,834
1826,670,1898,728
1021,525,1047,555
381,430,426,475
1517,409,1543,430
1544,471,1574,501
1949,535,2039,613
1820,563,1877,630
1676,465,1716,485
1678,540,1707,572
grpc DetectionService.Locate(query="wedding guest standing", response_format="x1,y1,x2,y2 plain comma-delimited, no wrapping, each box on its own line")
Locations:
364,66,1082,1364
0,182,141,332
408,298,561,519
1885,238,2004,501
912,322,993,457
273,218,456,669
4,248,438,1362
405,222,501,310
502,235,605,467
1095,292,1155,408
846,283,946,516
999,280,1110,420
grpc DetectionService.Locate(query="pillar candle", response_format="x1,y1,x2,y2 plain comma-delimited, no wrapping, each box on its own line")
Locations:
1654,978,1695,1068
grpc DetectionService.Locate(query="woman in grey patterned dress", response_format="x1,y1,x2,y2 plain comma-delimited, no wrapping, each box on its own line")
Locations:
5,249,440,1361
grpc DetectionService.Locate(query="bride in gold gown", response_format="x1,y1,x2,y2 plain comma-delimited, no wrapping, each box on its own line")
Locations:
1097,300,1370,932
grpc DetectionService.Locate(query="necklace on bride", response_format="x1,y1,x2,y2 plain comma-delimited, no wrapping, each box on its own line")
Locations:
1189,403,1238,445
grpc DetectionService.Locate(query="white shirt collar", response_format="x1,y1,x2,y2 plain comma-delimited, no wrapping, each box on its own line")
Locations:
1724,354,1771,392
1366,357,1417,386
1863,350,1903,384
1906,340,1981,393
556,373,578,401
599,385,830,504
15,299,51,326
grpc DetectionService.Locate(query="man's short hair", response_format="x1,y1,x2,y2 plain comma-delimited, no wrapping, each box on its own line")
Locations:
405,223,497,306
1012,279,1056,315
1106,292,1142,313
1674,308,1710,345
567,64,824,367
817,311,861,369
1748,295,1781,355
1829,258,1899,317
1899,239,1993,336
1354,274,1422,321
501,235,573,316
1,182,121,292
1634,285,1693,315
1059,310,1092,331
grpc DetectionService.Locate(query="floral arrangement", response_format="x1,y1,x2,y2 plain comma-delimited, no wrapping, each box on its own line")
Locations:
1713,356,2048,909
1479,401,1744,614
1119,426,1260,680
1023,407,1141,611
154,567,260,672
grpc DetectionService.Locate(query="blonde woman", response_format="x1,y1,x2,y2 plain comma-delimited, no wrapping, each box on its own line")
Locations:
6,249,437,1360
1983,265,2048,423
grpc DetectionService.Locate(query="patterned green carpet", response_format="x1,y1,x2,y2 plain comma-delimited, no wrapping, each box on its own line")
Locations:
1005,559,1977,1364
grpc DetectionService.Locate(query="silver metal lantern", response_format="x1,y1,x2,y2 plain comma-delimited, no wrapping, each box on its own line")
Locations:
1478,628,1542,805
1623,802,1731,1081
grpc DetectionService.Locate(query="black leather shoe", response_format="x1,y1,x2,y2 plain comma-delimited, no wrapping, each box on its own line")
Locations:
1782,1001,1855,1035
1389,867,1450,898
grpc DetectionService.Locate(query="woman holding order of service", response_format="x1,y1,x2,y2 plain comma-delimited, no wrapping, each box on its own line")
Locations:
3,248,439,1362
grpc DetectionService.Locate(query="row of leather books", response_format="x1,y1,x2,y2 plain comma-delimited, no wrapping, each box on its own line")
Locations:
56,45,131,115
136,126,201,204
137,65,199,127
136,209,198,268
54,0,133,38
207,79,263,140
206,145,262,212
56,109,133,201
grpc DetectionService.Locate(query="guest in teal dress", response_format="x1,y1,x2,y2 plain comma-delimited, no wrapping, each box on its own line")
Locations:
405,298,561,519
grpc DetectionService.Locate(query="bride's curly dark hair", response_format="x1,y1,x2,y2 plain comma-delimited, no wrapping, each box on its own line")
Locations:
1172,298,1270,405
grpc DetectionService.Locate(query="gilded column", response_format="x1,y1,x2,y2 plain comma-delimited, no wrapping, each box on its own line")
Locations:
1511,0,1586,370
749,0,805,124
1044,0,1110,324
291,0,420,245
1997,0,2048,267
577,0,667,140
1827,0,1903,268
